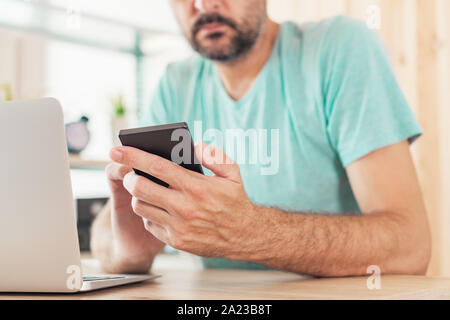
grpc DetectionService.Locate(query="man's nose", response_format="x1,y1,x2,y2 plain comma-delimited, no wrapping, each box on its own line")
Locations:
196,0,223,13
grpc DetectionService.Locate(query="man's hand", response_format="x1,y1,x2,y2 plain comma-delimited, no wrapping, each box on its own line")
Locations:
109,143,259,259
101,163,164,272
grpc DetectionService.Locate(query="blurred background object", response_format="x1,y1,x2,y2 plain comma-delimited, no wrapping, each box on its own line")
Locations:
0,83,13,101
110,93,129,146
76,197,109,252
0,0,449,275
66,115,90,154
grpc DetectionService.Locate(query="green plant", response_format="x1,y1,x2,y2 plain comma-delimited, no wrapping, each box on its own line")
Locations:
0,83,13,101
111,94,127,118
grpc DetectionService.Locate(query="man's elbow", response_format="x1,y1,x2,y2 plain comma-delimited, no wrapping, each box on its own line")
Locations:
402,222,432,275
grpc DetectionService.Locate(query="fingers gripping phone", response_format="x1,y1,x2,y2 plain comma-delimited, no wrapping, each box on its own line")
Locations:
118,122,204,188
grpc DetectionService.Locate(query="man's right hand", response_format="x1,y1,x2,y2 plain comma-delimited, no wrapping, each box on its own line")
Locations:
105,161,166,267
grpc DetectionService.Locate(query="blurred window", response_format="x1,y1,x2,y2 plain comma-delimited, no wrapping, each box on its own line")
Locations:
0,0,193,159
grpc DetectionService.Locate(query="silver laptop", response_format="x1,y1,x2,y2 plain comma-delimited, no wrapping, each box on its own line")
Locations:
0,98,157,293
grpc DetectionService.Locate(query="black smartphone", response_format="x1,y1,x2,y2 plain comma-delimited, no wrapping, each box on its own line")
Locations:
119,122,204,188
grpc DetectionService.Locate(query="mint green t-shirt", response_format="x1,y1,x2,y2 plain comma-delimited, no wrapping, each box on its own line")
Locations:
140,16,422,270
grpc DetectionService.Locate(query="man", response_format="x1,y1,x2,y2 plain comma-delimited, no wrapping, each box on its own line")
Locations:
91,0,431,276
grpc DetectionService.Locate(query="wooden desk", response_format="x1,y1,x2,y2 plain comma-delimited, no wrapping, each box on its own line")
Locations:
1,256,450,300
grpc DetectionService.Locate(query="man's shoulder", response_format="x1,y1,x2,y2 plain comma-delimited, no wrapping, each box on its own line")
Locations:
285,15,381,72
284,15,370,43
320,15,368,32
321,15,375,45
278,15,372,66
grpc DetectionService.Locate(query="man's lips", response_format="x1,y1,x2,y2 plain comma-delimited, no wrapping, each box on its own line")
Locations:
199,23,227,34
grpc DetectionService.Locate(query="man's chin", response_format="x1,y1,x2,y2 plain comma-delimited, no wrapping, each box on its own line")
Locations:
200,51,238,62
193,34,243,61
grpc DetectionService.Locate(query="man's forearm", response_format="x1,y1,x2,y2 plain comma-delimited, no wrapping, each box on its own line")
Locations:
233,207,430,277
90,202,155,274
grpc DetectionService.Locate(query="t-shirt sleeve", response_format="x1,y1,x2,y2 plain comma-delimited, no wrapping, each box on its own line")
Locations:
139,70,174,127
320,16,422,168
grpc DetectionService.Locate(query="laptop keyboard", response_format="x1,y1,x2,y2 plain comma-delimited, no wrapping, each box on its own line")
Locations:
83,275,126,282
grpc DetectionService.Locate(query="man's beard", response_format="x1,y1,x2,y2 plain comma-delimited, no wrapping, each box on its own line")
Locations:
190,13,262,62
